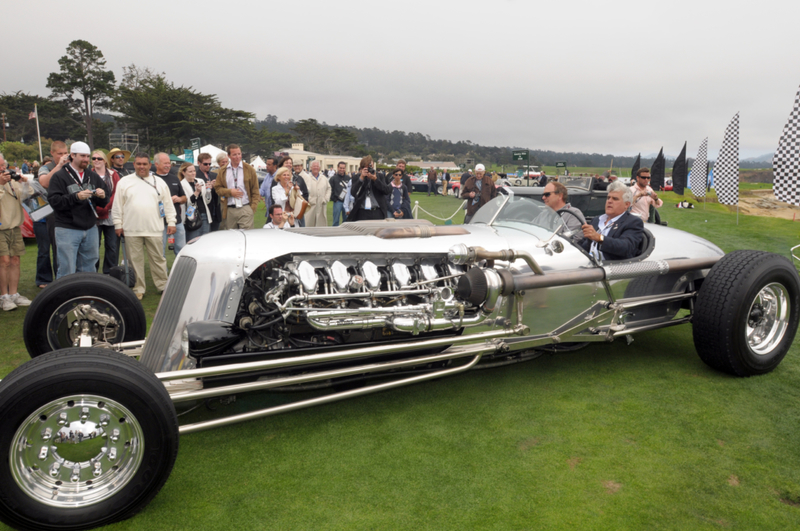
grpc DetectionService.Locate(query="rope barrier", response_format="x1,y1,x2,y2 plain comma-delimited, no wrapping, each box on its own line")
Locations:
412,200,467,222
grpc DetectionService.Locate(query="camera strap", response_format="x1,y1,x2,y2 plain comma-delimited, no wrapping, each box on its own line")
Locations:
64,164,85,186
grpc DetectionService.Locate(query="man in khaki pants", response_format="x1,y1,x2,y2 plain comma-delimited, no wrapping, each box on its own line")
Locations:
112,153,177,300
214,144,259,230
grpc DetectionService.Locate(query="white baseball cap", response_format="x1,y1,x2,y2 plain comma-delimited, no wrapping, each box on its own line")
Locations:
70,141,91,155
475,164,485,172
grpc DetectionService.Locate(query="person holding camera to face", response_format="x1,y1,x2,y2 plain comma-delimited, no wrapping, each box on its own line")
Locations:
263,204,295,230
0,154,34,311
348,155,390,222
47,142,109,279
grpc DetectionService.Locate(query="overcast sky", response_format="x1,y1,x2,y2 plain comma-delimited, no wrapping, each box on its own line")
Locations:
6,0,800,159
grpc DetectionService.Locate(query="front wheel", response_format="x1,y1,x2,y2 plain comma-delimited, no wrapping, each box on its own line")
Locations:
0,348,179,531
693,250,800,376
23,273,146,358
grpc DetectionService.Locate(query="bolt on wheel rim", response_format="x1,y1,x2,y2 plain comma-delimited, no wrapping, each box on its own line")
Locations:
10,395,144,507
746,282,790,355
47,297,125,350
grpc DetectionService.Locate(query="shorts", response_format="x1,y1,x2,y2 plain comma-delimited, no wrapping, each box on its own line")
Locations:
0,227,25,257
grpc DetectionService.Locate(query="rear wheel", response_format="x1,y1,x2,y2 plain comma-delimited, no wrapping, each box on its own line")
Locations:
23,273,146,358
693,251,800,376
0,348,178,531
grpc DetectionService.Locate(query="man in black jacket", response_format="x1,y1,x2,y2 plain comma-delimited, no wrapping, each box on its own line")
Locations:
348,156,390,221
47,142,109,279
580,181,643,261
329,161,351,226
196,152,221,232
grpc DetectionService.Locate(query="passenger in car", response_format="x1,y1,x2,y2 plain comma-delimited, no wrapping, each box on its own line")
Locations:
629,167,663,221
580,181,643,261
541,182,585,238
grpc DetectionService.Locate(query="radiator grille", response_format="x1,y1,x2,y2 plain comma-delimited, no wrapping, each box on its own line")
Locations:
140,256,197,372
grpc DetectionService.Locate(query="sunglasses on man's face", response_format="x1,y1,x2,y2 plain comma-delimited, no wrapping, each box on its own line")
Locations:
200,162,211,166
542,192,554,198
113,155,125,159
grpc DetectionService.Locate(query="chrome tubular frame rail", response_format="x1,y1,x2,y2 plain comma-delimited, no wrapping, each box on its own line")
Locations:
156,325,528,383
170,343,502,404
178,349,488,435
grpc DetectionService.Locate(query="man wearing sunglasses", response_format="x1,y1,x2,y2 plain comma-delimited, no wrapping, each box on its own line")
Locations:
629,167,662,221
108,148,132,177
195,153,221,232
541,181,585,237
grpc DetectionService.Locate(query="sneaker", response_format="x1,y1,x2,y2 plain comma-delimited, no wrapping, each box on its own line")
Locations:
10,294,31,306
2,297,17,311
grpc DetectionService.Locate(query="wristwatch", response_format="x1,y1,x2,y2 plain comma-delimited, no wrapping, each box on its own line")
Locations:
599,235,604,243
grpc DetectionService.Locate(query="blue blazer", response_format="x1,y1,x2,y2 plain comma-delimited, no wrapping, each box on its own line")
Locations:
580,211,644,261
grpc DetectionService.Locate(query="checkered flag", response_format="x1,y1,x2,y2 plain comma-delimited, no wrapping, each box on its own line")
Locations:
774,86,800,206
689,138,708,198
715,113,739,206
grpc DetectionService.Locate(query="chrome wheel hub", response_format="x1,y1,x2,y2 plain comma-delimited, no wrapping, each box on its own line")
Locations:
11,395,143,507
746,282,790,355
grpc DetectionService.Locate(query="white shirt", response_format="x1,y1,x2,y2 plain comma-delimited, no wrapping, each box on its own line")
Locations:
263,220,293,230
225,161,248,206
589,211,625,261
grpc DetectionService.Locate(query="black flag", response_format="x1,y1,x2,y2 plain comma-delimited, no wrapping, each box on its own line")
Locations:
650,148,665,190
672,142,687,195
631,153,641,180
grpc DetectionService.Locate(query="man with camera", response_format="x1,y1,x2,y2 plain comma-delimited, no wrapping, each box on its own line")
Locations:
35,140,70,287
0,155,34,311
348,155,390,221
263,204,295,230
47,142,109,279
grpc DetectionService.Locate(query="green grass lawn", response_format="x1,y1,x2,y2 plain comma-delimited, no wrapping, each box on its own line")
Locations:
3,191,800,530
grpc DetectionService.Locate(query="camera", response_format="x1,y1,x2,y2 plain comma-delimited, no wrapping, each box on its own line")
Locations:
368,168,375,175
6,170,20,181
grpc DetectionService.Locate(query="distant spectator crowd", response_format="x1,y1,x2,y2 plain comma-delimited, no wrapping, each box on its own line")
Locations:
0,141,665,308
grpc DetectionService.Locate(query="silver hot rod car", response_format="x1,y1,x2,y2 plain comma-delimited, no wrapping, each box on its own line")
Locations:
0,192,798,530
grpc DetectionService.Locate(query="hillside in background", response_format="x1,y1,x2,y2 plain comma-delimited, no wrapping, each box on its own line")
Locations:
255,115,772,169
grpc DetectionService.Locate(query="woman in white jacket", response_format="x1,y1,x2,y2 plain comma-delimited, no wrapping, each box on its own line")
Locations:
178,163,211,241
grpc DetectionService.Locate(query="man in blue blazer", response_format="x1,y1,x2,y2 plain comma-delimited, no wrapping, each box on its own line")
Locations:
580,181,644,261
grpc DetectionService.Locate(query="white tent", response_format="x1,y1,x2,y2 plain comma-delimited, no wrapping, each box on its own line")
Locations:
250,156,267,170
195,144,226,167
178,144,228,166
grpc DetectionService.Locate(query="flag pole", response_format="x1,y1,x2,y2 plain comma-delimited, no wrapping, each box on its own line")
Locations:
34,104,43,162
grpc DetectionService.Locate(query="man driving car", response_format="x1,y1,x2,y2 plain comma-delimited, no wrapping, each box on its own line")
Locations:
580,181,643,261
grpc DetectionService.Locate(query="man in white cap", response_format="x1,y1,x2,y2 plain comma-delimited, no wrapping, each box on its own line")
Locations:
460,163,497,224
47,141,109,278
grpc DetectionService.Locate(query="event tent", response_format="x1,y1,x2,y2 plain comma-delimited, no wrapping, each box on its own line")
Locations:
250,156,267,170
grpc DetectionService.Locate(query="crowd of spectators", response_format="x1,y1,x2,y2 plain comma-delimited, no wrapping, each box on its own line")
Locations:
4,142,659,307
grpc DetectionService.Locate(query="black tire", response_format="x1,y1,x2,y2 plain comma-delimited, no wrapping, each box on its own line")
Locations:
23,273,146,358
693,250,800,376
0,348,179,531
